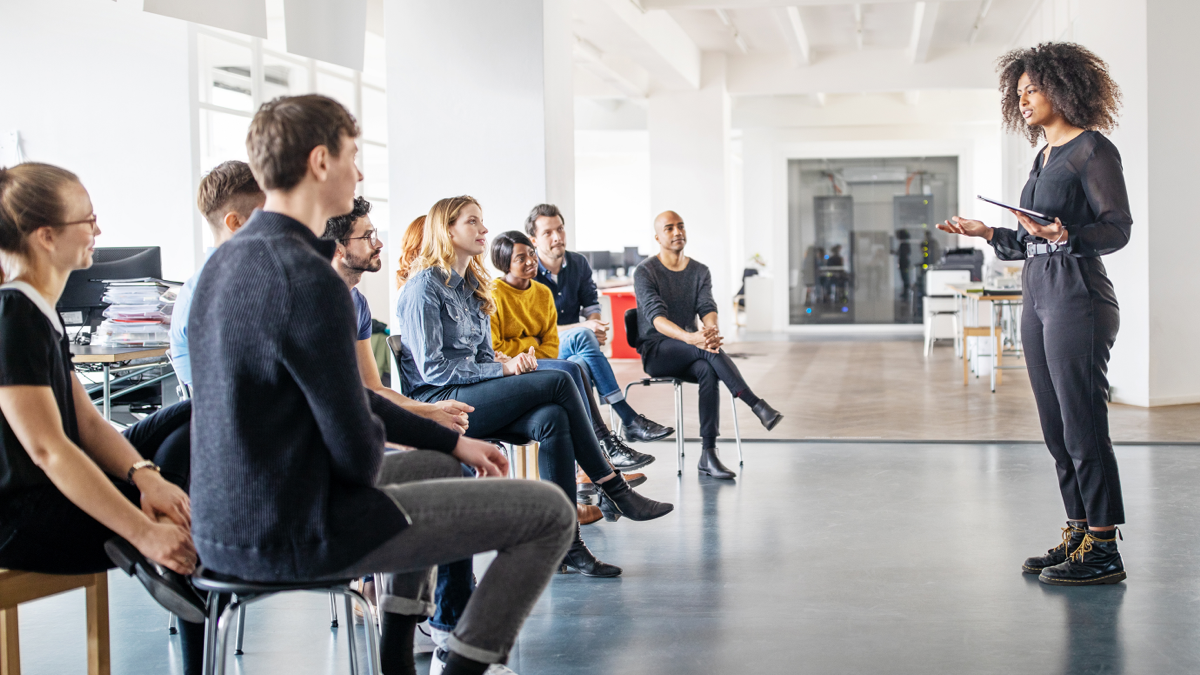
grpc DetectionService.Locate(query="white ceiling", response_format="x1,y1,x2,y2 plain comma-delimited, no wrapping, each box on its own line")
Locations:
572,0,1041,98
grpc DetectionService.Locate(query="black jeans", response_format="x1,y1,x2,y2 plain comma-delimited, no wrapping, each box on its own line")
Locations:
414,370,613,500
1022,253,1124,527
640,338,753,442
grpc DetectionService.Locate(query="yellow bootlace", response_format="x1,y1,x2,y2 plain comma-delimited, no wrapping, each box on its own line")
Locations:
1069,528,1120,563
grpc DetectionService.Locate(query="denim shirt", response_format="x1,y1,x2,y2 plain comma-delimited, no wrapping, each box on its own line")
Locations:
396,266,503,396
534,250,602,325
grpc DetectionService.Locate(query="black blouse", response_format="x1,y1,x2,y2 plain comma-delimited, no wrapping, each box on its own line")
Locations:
0,285,80,527
990,130,1133,261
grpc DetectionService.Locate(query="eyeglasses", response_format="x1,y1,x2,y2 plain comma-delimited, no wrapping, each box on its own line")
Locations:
54,213,98,228
342,229,381,245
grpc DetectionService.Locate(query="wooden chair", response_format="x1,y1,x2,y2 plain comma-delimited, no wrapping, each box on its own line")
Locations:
962,325,1003,386
0,569,109,675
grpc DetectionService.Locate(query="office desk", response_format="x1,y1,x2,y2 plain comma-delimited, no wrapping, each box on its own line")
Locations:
946,285,1023,392
71,346,170,421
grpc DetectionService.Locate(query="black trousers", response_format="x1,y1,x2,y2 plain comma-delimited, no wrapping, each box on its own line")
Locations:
1022,253,1124,527
639,338,753,442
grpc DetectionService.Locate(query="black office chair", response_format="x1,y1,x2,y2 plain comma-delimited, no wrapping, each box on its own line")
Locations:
621,309,742,476
385,334,537,479
193,567,378,675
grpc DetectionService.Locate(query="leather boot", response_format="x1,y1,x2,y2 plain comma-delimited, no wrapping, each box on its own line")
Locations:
600,434,655,471
751,400,784,431
596,473,674,522
577,503,603,526
697,446,736,480
576,467,595,505
1022,520,1087,574
621,414,674,442
560,525,621,577
1039,529,1126,586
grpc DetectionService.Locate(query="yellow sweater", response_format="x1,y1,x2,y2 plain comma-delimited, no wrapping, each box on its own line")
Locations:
491,278,560,359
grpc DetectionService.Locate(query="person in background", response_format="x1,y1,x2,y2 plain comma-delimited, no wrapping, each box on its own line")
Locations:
190,94,573,675
0,162,208,673
525,204,674,444
634,210,784,480
170,160,264,388
396,215,426,289
938,42,1130,586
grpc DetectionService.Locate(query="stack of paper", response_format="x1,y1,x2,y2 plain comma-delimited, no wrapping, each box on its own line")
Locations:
92,278,180,347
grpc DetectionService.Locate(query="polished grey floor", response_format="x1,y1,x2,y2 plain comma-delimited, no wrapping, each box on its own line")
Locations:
14,442,1200,674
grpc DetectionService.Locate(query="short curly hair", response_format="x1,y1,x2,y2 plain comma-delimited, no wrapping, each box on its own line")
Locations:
996,42,1122,146
323,196,371,242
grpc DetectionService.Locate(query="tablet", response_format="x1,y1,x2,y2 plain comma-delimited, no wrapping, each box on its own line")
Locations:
976,195,1054,226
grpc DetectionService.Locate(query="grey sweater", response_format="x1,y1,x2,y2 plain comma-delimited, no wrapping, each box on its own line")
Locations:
189,211,453,581
632,256,718,347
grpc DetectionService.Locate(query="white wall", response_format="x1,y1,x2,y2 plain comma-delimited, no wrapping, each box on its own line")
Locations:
574,130,654,257
0,0,197,281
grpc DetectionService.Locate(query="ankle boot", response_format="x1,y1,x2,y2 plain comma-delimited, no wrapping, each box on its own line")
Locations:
697,446,736,480
560,525,621,578
1022,520,1087,574
596,473,674,522
1039,529,1126,586
751,400,783,431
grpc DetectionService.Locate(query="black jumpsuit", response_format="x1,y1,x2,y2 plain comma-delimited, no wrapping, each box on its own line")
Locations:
989,130,1131,527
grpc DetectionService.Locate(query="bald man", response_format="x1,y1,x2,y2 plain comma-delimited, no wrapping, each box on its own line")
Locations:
631,211,783,480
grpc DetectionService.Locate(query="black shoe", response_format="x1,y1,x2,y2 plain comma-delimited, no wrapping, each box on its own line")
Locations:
600,434,655,472
1039,530,1127,586
560,525,622,578
697,446,736,480
105,538,207,624
621,414,674,442
751,400,783,431
576,482,596,505
1022,520,1087,574
597,474,674,523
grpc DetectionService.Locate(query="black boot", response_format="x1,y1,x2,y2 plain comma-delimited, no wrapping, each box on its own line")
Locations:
597,473,674,522
600,434,655,471
751,400,783,431
560,525,622,578
105,538,207,623
697,446,736,480
1039,530,1126,586
1022,520,1087,574
622,414,674,442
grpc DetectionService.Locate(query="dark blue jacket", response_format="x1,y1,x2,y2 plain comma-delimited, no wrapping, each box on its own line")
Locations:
535,250,601,325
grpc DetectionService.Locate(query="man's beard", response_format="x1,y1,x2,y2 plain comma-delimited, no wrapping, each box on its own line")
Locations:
346,252,382,273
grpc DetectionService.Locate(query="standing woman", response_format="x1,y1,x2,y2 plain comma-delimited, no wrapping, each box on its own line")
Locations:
939,43,1130,585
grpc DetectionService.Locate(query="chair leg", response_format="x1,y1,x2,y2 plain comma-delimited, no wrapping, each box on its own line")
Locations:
85,572,110,675
201,593,223,675
529,443,541,482
2,606,19,675
342,594,358,675
348,587,382,675
234,603,245,655
213,600,242,675
609,406,619,440
167,614,177,635
729,390,743,466
674,381,684,476
329,591,339,628
962,335,970,385
923,314,933,357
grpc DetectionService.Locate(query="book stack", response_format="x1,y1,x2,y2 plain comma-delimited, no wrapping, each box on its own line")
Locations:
91,278,179,347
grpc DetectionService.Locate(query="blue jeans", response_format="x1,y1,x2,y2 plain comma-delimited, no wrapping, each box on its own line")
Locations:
558,326,624,405
538,358,607,437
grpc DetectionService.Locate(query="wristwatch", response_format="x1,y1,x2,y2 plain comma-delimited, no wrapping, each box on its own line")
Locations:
127,459,161,485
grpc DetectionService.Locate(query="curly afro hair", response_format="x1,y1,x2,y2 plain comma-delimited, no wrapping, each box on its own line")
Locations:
996,42,1122,146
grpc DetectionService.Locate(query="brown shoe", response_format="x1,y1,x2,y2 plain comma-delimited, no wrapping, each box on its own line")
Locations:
623,472,646,488
577,467,592,484
577,503,603,525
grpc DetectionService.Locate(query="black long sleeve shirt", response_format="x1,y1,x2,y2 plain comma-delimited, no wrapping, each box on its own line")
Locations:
990,131,1132,261
189,211,456,582
633,256,718,346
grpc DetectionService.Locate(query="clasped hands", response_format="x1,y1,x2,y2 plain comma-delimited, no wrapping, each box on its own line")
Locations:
690,325,723,354
496,346,538,376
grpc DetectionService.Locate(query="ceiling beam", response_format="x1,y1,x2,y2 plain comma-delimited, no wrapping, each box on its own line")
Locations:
852,3,864,51
591,0,702,90
907,1,939,64
641,0,973,8
967,0,994,44
773,6,811,66
714,9,750,54
574,36,648,99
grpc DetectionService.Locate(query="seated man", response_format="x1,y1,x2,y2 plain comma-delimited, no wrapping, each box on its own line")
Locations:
189,94,573,675
633,210,784,480
525,204,673,443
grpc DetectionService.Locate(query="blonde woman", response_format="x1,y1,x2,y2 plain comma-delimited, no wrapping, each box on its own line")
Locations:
395,197,673,584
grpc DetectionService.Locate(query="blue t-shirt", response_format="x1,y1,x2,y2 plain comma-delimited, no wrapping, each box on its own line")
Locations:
169,248,215,386
352,286,372,341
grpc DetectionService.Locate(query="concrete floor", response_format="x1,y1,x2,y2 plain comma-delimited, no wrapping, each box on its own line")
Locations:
13,441,1200,674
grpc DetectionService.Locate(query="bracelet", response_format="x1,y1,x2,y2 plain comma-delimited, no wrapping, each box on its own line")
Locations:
127,459,160,485
1051,228,1068,244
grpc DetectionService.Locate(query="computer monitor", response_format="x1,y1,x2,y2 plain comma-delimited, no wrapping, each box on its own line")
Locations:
57,247,163,326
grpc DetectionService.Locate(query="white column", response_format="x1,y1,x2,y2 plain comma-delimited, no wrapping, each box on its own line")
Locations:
384,0,574,276
648,52,736,336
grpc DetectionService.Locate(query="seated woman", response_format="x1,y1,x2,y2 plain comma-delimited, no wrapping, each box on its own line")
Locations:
396,196,673,580
488,232,653,501
0,163,209,674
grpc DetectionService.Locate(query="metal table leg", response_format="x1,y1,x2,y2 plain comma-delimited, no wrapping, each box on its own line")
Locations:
102,364,112,421
989,300,997,393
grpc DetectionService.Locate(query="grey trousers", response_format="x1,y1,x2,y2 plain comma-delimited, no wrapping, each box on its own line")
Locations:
334,450,574,664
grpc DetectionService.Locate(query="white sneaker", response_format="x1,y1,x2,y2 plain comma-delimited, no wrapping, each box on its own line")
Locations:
430,649,518,675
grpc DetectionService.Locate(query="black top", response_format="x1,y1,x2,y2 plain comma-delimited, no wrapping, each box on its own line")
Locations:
189,211,457,582
534,250,602,325
990,130,1132,261
0,284,78,530
632,256,718,347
